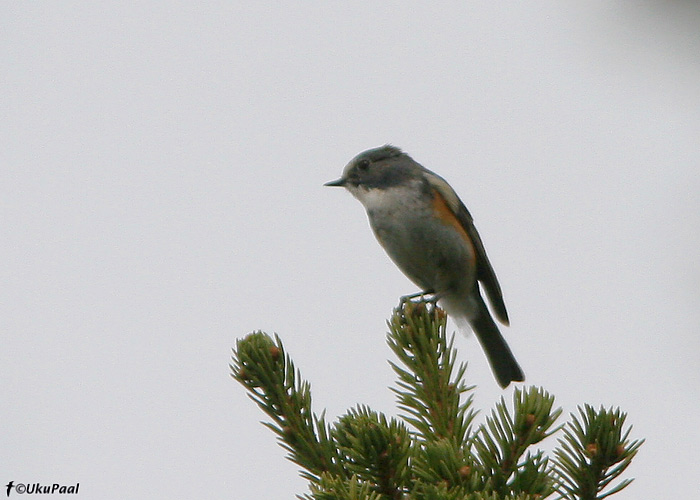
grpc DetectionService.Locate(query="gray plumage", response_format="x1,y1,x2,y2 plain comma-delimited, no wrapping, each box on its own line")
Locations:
326,145,524,387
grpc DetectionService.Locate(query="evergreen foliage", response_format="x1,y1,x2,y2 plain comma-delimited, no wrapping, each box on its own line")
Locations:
231,302,643,500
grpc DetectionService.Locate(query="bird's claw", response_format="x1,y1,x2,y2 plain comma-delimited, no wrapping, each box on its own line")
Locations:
399,290,439,305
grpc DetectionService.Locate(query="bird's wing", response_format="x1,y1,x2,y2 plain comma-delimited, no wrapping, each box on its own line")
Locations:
425,171,510,325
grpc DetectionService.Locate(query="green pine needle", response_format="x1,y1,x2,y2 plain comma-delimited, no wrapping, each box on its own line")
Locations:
232,302,643,500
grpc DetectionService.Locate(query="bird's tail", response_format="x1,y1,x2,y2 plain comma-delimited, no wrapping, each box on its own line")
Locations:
468,298,524,388
442,292,524,388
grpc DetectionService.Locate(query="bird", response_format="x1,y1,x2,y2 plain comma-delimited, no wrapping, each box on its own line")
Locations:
325,145,524,388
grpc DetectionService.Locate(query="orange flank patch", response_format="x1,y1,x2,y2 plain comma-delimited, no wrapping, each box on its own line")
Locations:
431,189,476,264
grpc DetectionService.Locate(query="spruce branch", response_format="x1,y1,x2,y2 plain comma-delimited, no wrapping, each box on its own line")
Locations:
231,332,346,482
552,405,644,500
473,387,561,497
302,473,383,500
387,301,476,445
332,406,413,500
232,302,643,499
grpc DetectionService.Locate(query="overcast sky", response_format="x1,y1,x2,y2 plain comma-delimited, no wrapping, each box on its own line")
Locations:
2,2,699,499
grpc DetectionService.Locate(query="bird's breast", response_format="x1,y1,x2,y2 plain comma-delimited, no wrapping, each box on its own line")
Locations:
361,192,476,294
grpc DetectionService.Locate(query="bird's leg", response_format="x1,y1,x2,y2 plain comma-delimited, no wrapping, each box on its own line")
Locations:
398,289,441,317
400,289,438,304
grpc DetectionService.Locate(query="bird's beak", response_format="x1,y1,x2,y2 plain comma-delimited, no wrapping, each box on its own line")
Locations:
324,178,346,187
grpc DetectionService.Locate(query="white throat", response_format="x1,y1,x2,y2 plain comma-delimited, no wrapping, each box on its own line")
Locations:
348,184,417,213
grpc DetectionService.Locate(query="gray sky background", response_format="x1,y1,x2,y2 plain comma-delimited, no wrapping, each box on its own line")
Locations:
2,2,699,499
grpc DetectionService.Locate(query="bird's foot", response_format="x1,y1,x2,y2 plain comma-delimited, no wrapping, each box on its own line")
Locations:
399,289,439,305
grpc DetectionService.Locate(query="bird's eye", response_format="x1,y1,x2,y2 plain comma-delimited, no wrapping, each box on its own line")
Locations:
357,159,370,170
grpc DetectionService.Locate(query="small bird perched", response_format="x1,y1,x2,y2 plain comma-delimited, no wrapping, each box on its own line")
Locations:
325,145,524,388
